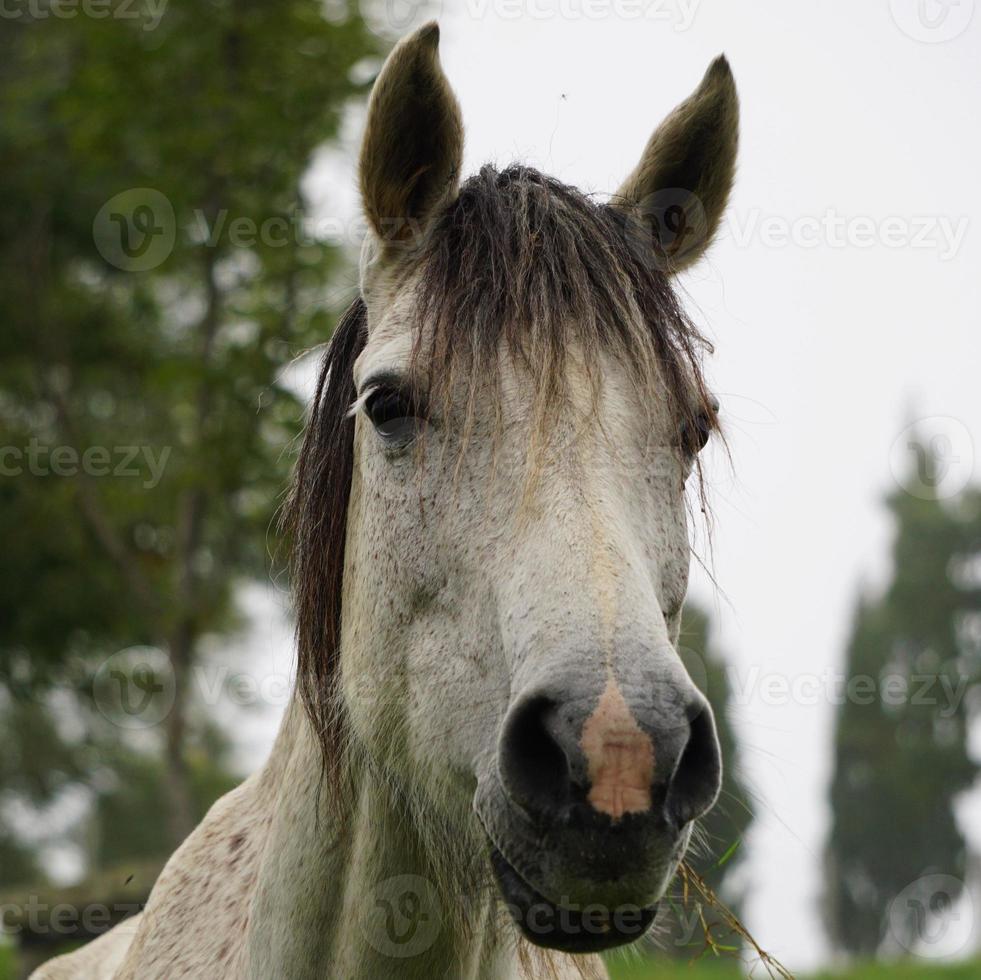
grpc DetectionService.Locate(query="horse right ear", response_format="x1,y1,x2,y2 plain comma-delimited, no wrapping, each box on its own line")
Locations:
359,22,464,255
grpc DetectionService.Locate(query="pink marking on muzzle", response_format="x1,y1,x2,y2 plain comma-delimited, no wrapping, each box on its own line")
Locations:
580,678,655,820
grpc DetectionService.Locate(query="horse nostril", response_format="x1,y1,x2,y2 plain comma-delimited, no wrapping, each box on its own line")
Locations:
498,696,571,817
664,702,722,827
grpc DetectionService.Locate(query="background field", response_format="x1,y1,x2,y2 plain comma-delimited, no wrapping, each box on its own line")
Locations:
4,946,980,980
605,957,981,980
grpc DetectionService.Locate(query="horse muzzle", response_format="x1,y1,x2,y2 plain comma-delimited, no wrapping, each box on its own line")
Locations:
474,669,721,953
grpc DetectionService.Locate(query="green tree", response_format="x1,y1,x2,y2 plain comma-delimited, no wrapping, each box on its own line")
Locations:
0,0,379,874
825,445,981,956
660,605,755,956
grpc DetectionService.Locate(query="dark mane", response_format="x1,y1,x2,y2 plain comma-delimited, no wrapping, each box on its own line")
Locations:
286,165,717,770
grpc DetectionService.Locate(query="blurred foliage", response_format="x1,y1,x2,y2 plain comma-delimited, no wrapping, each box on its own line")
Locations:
0,945,16,980
806,963,981,980
825,443,981,956
89,724,239,868
606,959,742,980
655,606,755,957
0,830,39,890
0,0,380,884
605,956,981,980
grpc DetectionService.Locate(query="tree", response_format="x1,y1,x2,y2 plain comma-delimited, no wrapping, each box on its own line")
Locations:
0,0,379,872
825,444,981,956
659,604,755,956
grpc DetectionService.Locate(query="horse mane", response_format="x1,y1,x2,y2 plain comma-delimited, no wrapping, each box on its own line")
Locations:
285,164,717,774
284,296,366,785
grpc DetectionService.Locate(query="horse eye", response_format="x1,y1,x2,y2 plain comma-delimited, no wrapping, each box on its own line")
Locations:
365,388,419,446
680,396,720,456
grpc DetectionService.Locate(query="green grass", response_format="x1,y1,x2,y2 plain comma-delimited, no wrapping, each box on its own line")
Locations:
0,943,15,980
605,954,981,980
809,963,981,980
606,954,743,980
5,945,979,980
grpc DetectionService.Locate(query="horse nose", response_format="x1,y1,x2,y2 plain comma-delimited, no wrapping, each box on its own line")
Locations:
498,679,721,828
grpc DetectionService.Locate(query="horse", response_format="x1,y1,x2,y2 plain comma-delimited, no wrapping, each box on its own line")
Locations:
36,20,739,980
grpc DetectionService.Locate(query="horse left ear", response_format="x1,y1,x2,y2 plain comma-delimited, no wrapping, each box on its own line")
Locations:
612,56,738,273
359,21,463,253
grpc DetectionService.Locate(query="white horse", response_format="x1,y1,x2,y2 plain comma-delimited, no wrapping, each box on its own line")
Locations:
37,21,738,980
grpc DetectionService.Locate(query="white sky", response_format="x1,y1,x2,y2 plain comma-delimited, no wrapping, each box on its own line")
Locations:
292,0,981,970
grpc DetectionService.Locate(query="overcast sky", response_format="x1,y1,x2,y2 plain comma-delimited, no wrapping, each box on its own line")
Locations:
256,1,981,970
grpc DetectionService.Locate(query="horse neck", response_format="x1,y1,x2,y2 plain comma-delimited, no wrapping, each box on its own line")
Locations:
242,697,524,980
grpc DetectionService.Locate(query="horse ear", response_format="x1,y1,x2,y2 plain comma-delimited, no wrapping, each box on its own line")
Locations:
612,56,738,273
359,22,463,251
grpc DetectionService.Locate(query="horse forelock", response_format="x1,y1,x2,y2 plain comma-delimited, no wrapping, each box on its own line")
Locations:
410,165,715,429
